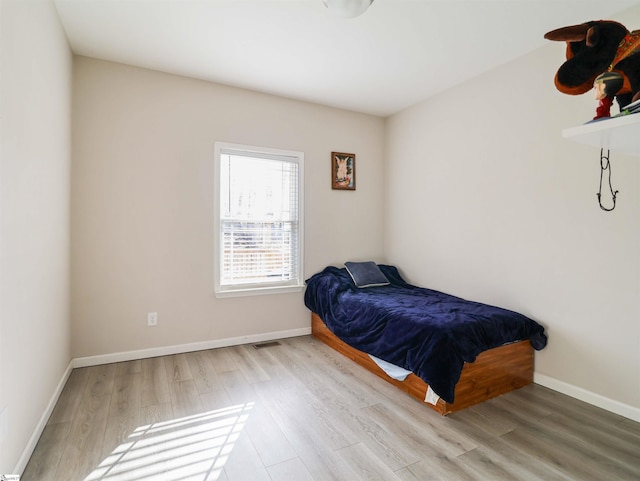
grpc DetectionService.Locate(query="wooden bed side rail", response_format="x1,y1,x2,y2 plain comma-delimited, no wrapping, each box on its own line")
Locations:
310,312,534,415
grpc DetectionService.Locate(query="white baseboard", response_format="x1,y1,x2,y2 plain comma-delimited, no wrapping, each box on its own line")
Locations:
14,360,74,475
534,373,640,422
72,327,311,368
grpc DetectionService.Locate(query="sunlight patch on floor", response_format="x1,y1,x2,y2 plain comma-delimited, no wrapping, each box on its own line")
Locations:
84,402,254,481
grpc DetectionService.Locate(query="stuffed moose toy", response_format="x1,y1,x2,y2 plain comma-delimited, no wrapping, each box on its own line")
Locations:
545,20,640,116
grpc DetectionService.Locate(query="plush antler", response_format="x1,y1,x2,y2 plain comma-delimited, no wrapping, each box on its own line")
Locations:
544,23,591,42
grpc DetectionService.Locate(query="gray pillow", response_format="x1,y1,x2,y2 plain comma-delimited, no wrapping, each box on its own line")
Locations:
345,261,390,288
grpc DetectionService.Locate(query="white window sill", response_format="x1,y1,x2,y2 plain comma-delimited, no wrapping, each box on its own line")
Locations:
215,284,304,298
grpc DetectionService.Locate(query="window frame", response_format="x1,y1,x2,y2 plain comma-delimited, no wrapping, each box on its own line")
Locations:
214,141,304,298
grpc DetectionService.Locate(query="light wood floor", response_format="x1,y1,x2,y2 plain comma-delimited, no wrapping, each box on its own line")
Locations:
23,335,640,481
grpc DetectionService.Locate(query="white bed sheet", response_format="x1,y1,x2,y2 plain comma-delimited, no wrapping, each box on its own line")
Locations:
368,354,440,405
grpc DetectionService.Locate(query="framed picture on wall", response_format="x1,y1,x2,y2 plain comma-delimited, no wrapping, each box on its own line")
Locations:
331,152,356,190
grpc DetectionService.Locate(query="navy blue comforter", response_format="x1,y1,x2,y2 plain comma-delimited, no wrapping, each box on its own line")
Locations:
304,265,547,404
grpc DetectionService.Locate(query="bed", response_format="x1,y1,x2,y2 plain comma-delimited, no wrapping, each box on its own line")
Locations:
304,263,548,415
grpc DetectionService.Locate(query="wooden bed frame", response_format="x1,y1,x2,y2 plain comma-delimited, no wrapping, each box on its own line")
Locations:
311,312,534,415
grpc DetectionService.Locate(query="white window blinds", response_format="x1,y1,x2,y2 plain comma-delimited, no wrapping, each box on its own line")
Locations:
215,143,304,295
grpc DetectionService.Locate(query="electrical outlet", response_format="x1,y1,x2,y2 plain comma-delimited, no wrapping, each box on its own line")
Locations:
147,312,158,326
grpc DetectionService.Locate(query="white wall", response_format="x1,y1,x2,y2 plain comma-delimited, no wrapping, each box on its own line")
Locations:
385,7,640,418
0,0,72,473
71,57,385,359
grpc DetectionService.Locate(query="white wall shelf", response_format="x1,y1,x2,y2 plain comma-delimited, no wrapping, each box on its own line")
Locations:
562,114,640,157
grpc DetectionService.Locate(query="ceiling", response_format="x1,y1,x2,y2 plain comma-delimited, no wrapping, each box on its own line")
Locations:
53,0,639,117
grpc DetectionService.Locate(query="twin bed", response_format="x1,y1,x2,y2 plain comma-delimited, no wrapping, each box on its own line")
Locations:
304,263,547,415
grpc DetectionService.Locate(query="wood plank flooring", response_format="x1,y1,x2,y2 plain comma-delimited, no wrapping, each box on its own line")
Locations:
22,336,640,481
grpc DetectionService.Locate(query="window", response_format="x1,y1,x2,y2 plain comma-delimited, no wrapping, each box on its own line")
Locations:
214,142,304,297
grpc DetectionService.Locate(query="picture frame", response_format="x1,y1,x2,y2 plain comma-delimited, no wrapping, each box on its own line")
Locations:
331,152,356,190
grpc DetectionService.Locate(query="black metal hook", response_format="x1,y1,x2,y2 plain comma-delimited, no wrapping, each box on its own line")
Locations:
598,148,618,212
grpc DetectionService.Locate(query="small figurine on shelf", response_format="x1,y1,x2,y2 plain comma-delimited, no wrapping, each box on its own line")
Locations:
592,71,624,120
